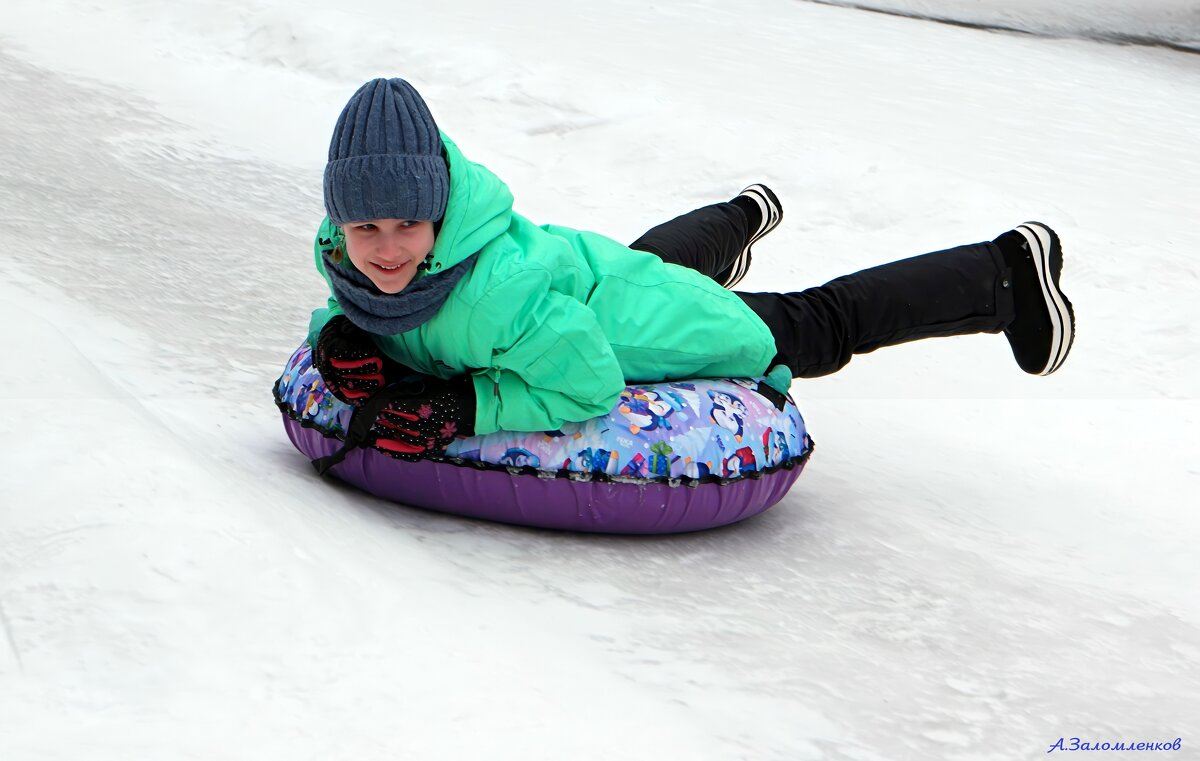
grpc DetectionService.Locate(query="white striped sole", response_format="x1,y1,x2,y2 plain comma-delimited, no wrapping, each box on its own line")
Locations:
1015,222,1075,375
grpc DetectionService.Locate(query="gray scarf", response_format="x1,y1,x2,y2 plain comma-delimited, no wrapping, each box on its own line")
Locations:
322,250,478,335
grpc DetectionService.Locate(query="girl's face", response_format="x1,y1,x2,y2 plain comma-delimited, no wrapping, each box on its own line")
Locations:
342,219,436,294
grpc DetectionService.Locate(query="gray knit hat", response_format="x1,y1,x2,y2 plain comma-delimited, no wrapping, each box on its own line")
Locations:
323,78,449,225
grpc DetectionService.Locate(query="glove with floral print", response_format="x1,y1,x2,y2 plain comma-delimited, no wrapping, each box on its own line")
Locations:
370,374,477,457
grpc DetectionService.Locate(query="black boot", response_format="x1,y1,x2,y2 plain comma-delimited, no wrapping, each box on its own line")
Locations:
993,222,1075,375
722,184,784,288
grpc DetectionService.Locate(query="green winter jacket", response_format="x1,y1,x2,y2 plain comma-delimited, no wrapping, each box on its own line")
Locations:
309,133,784,435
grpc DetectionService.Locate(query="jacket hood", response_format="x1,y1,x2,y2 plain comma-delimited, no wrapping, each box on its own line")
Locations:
424,132,514,275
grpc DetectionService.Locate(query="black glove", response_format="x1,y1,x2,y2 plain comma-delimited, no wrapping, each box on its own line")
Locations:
314,315,393,406
370,374,477,457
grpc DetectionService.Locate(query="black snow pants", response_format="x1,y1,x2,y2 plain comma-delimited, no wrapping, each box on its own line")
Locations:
629,201,1016,378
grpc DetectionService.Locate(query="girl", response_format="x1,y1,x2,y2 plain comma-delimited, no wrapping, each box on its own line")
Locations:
309,78,1074,458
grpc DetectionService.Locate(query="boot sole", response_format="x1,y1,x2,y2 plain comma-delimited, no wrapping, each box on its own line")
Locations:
1016,222,1075,375
722,184,783,289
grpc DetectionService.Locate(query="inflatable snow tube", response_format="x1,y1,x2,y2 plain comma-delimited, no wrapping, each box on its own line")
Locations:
274,342,813,534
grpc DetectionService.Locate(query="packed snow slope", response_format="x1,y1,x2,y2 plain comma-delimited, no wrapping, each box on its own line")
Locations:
804,0,1200,51
1,1,1198,760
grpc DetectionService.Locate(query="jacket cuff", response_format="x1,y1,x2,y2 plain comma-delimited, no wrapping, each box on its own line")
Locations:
763,363,793,396
306,305,346,349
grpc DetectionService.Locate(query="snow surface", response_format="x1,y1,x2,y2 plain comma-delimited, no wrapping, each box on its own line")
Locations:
1,1,1198,759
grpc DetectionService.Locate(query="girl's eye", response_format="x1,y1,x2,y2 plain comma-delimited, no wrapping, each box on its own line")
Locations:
356,224,376,232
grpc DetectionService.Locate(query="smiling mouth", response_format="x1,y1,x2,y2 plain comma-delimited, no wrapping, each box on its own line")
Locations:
373,262,407,273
